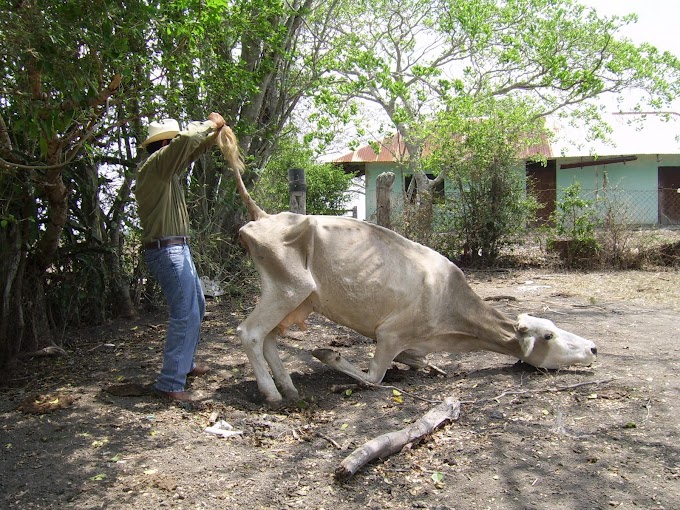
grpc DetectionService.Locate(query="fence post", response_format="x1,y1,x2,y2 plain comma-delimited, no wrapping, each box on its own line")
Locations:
288,167,307,215
376,171,395,228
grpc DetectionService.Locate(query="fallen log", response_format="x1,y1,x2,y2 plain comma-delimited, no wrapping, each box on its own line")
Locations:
335,396,461,481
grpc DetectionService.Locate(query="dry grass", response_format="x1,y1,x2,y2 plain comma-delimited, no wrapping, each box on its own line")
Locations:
536,270,680,310
507,227,680,266
487,229,680,308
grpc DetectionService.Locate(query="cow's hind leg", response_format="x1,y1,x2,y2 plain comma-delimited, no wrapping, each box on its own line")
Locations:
238,319,282,403
237,283,314,404
263,331,299,400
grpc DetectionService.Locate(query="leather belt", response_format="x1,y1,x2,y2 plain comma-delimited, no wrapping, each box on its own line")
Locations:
144,236,189,250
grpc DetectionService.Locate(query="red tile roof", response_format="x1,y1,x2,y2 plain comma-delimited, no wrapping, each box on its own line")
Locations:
519,137,553,160
333,132,552,163
333,134,409,163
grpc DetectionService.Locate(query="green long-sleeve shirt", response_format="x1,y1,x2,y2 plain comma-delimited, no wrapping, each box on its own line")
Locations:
135,120,218,244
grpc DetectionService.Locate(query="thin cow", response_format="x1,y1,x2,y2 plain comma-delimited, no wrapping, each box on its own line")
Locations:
217,130,598,405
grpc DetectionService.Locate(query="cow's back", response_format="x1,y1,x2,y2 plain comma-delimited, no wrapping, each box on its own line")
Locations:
240,212,467,339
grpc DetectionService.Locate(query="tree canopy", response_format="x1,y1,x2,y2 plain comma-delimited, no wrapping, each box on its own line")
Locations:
311,0,680,199
423,96,544,265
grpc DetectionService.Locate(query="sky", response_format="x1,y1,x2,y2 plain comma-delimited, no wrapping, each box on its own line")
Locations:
584,0,680,56
551,0,680,156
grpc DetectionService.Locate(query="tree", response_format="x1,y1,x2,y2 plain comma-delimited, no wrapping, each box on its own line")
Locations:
312,0,680,219
0,0,148,367
423,96,541,265
0,0,348,368
142,0,348,242
254,137,354,215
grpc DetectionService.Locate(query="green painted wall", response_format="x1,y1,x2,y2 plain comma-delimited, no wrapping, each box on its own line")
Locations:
362,154,680,225
556,154,680,224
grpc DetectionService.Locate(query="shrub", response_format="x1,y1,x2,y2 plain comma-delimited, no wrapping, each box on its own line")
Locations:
546,182,602,268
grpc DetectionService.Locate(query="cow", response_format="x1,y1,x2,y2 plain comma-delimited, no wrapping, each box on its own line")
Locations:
216,129,598,405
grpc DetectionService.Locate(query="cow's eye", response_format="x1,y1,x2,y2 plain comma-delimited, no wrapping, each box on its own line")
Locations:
543,333,554,340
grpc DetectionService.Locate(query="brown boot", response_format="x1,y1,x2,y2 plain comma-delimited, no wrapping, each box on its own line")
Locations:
154,389,201,402
188,364,210,377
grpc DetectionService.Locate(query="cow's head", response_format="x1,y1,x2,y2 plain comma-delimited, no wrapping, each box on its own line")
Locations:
514,314,597,369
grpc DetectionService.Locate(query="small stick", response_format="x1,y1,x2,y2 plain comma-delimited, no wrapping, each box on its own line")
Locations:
478,377,617,404
316,432,343,450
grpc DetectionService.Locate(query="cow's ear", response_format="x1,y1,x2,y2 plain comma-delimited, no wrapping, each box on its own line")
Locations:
515,314,530,334
515,315,534,356
518,334,535,357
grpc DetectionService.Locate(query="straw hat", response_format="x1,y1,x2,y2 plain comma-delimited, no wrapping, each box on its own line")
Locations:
140,119,180,147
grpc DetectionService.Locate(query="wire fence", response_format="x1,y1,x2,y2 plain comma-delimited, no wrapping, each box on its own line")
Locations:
548,187,680,226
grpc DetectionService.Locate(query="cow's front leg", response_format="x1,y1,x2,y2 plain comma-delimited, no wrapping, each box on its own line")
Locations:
394,350,427,369
237,325,283,404
365,331,403,384
314,333,403,386
263,331,299,400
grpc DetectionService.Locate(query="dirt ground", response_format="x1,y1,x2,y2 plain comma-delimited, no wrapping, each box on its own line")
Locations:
1,268,679,510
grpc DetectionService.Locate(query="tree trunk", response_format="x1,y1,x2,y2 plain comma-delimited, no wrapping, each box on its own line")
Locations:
0,168,60,367
106,249,137,319
0,217,26,370
20,153,69,351
403,137,434,235
105,155,137,319
20,271,55,353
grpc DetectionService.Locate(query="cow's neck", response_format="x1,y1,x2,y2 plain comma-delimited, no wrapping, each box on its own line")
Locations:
449,294,523,359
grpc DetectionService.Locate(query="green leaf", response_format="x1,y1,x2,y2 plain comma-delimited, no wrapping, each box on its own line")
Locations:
39,137,48,159
431,471,444,486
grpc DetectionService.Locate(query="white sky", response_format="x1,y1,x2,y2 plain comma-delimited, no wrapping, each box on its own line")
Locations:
552,0,680,156
584,0,679,56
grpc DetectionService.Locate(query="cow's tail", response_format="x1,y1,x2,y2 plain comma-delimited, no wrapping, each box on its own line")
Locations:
216,126,267,221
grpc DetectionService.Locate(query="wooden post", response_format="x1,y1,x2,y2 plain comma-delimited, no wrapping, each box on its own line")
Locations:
376,171,395,228
288,167,307,214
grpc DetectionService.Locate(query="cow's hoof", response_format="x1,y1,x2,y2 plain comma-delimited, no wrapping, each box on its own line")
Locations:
281,388,300,401
263,398,286,410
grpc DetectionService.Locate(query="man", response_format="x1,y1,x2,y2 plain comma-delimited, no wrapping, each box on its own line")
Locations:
135,112,225,401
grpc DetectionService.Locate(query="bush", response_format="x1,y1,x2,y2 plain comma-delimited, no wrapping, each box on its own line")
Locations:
546,182,602,268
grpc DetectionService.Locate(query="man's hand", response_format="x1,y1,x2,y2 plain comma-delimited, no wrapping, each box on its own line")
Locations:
208,112,225,130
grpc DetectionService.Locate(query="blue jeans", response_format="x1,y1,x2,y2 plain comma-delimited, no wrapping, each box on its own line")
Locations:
145,244,205,392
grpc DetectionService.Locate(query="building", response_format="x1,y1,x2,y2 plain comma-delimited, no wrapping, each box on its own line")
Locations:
333,113,680,226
